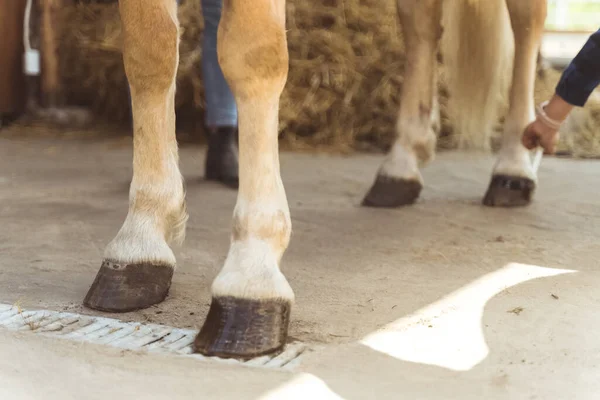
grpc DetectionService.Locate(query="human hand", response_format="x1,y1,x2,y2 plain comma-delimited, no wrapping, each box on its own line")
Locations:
522,95,573,154
522,118,560,155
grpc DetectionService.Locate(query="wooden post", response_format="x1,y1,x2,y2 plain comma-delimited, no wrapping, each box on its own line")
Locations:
0,0,28,116
40,0,64,107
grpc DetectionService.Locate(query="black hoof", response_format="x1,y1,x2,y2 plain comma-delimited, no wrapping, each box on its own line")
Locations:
362,175,422,208
83,260,174,312
483,175,536,207
193,296,291,360
205,126,239,189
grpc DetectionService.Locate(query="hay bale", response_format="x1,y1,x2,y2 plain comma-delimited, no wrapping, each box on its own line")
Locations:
57,1,600,156
280,0,404,152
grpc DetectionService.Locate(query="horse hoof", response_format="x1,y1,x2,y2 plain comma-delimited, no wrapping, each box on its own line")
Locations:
193,296,291,360
483,174,535,207
362,175,422,208
83,260,173,312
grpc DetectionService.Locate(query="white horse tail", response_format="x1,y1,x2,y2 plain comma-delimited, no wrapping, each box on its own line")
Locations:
441,0,514,150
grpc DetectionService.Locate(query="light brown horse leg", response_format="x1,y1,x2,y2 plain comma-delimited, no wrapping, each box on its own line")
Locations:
193,0,292,359
363,0,442,208
483,0,547,207
84,0,187,311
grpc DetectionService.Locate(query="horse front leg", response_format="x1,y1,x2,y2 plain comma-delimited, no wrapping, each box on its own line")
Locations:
193,0,293,359
363,0,442,208
483,0,547,207
84,0,187,311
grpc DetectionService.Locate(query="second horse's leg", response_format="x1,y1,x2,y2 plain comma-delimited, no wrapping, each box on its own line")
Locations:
483,0,547,207
363,0,442,208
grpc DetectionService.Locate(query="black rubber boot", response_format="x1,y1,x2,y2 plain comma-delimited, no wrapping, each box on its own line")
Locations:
205,126,239,189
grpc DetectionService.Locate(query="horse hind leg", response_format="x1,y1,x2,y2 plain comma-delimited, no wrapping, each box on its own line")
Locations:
362,0,442,208
483,0,547,207
193,0,293,359
84,0,186,311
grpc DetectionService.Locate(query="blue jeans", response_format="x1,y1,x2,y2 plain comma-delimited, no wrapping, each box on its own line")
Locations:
200,0,237,127
127,0,238,128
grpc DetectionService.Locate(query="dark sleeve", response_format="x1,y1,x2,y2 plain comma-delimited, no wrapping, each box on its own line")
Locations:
555,29,600,107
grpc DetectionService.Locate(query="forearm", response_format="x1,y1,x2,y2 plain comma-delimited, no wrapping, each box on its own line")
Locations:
555,29,600,107
543,93,574,122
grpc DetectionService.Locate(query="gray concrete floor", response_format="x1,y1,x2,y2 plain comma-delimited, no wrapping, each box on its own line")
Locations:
0,136,599,399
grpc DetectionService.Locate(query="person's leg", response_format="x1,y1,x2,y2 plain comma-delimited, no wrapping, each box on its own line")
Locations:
202,0,239,188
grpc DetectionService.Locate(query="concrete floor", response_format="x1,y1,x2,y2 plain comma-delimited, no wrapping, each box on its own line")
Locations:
0,136,599,399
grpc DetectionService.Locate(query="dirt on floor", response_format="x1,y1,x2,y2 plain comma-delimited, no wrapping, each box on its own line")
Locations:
0,135,599,399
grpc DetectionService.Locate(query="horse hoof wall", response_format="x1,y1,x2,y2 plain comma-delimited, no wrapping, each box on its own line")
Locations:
83,260,173,312
362,175,422,208
483,175,535,207
193,296,291,360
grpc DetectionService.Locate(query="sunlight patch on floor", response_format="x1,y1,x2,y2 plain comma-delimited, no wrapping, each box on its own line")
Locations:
360,263,576,371
259,373,343,400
